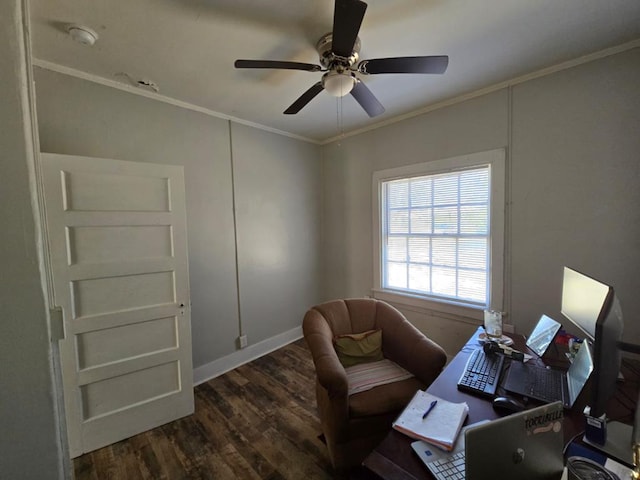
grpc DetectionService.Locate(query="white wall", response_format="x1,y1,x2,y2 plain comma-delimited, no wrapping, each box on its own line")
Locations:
34,68,322,375
321,47,640,355
0,1,67,478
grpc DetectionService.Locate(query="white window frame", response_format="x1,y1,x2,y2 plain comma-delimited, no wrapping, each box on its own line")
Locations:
372,149,505,319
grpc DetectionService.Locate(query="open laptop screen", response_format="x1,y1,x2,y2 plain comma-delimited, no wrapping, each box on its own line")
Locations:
502,337,593,408
567,341,594,405
526,314,562,358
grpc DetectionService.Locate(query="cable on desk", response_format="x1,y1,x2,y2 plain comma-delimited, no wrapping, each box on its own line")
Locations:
563,429,586,456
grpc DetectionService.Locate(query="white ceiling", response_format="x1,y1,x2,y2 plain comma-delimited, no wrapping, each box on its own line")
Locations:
30,0,640,142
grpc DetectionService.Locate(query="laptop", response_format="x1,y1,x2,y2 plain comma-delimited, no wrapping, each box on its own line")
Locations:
502,339,593,408
526,314,562,358
412,401,564,480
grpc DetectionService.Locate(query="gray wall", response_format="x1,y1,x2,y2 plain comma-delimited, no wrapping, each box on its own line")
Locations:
321,47,640,354
231,124,321,343
322,90,508,302
509,49,640,337
34,68,322,370
0,1,66,478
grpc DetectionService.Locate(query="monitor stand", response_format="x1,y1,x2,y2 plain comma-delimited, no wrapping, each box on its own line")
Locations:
583,421,634,467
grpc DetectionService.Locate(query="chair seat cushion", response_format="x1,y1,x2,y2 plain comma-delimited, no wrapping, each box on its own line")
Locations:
349,376,426,418
345,359,414,395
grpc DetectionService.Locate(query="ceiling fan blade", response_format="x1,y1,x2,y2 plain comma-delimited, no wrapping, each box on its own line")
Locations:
350,80,385,118
235,60,322,72
358,56,449,75
284,82,325,115
332,0,368,57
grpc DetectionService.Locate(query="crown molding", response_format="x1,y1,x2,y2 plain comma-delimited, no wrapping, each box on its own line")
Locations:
31,58,321,145
32,38,640,147
321,39,640,145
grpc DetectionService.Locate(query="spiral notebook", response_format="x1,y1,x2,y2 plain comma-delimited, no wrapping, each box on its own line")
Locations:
392,390,469,451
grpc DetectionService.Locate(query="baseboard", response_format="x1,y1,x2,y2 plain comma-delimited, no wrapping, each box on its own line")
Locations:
193,326,303,386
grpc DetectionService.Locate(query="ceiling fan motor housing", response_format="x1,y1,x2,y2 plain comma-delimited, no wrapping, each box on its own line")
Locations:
316,32,360,70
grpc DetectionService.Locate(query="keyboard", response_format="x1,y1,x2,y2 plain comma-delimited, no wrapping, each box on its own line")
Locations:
426,451,466,480
526,365,563,400
457,347,505,398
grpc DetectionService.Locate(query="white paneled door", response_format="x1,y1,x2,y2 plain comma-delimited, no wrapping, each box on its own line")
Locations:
41,153,194,457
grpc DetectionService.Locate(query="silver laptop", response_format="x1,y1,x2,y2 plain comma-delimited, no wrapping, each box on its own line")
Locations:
412,401,564,480
502,339,593,408
526,314,562,357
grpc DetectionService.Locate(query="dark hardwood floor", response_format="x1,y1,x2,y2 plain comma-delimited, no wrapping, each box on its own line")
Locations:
73,339,344,480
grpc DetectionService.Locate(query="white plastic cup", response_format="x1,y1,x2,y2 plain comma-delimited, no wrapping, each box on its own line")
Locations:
484,310,503,338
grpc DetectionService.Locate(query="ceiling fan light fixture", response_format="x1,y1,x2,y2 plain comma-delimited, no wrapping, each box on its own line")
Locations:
323,71,356,97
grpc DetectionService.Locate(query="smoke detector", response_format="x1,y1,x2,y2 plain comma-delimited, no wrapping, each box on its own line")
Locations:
67,24,98,46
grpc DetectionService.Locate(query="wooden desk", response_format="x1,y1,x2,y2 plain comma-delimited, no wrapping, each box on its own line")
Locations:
361,327,639,480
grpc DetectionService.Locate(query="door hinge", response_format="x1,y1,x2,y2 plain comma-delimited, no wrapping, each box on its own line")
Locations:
50,306,65,341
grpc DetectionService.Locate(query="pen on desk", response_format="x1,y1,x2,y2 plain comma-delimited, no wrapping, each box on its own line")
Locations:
422,400,437,420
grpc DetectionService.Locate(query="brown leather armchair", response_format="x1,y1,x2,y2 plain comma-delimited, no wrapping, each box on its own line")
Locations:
303,298,447,470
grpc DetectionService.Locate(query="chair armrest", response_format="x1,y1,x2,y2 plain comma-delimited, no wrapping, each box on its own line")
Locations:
303,309,348,399
303,308,351,443
376,301,447,386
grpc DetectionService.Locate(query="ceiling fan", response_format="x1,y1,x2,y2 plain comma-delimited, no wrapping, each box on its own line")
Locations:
234,0,449,117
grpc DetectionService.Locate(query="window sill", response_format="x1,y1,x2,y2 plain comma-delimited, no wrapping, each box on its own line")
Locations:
371,288,484,326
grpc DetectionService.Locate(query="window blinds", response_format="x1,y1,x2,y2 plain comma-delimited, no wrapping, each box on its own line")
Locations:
382,166,490,304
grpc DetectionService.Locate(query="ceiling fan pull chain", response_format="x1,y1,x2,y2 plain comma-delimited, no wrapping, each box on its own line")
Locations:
340,96,343,137
336,96,341,136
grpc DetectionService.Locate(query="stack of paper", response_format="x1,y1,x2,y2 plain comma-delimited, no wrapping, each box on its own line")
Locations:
392,390,469,451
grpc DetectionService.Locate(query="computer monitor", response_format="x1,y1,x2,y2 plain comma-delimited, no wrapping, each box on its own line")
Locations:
590,294,624,417
561,267,612,341
560,267,623,418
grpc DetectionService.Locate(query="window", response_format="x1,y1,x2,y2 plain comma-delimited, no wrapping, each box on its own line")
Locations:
373,149,505,311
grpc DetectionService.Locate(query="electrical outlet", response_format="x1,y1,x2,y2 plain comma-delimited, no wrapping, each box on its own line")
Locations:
238,335,248,349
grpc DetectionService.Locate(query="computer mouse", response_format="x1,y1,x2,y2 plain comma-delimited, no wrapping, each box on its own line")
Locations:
492,396,526,414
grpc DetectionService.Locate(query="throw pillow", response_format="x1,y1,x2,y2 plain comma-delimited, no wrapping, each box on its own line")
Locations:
334,329,383,367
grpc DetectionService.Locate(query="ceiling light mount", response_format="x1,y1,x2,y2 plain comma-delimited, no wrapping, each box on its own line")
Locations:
67,24,99,46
